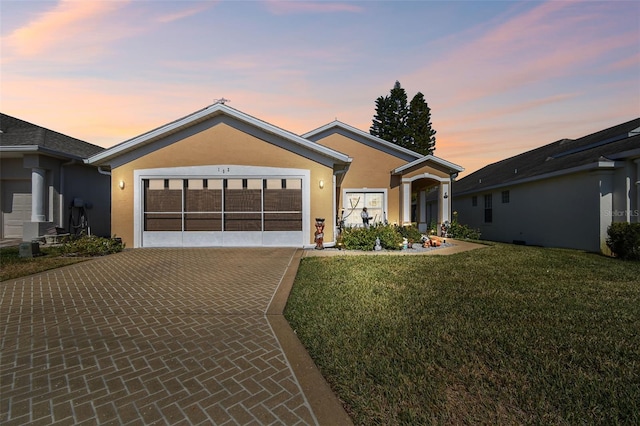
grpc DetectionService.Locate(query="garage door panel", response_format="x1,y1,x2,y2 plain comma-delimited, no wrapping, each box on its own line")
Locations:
184,213,222,231
185,189,222,212
223,231,262,246
225,189,261,212
144,213,182,231
264,213,302,231
264,189,302,211
183,232,223,247
224,213,262,231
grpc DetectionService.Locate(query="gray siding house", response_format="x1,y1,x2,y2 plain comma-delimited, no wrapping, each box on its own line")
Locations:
0,114,111,241
452,119,640,254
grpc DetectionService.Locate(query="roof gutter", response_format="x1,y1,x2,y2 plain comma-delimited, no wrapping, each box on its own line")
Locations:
454,160,620,197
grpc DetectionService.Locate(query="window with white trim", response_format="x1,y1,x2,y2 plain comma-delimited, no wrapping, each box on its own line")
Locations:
342,190,386,227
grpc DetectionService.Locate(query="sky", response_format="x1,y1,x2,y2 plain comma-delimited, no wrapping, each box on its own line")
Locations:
1,0,639,176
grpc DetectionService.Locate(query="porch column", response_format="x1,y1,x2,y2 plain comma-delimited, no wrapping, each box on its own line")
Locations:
31,167,46,222
402,182,411,225
418,190,427,232
635,159,640,224
597,170,614,253
438,181,450,233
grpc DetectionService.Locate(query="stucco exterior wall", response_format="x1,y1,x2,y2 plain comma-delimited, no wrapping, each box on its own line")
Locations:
453,172,603,252
311,133,408,225
111,123,333,247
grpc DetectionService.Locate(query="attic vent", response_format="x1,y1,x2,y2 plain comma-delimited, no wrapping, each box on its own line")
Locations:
514,168,518,174
478,178,482,183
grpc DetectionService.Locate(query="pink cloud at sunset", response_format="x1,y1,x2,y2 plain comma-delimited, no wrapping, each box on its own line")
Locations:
2,0,127,60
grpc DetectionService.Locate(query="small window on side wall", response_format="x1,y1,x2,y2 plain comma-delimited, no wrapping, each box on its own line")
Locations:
472,196,477,207
484,194,493,223
502,190,510,204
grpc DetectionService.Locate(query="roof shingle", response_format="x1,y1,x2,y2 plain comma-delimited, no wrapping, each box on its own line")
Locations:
0,113,105,158
454,118,640,194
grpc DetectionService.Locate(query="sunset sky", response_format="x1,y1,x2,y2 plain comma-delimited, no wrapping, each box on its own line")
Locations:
2,0,638,176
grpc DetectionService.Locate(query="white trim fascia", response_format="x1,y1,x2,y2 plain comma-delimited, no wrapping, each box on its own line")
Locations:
303,120,423,159
454,160,619,197
393,155,464,174
87,104,351,165
401,173,451,184
0,145,39,153
606,147,640,161
341,187,389,224
0,145,86,161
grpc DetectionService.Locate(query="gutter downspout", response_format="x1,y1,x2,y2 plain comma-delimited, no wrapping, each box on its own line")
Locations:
97,166,111,176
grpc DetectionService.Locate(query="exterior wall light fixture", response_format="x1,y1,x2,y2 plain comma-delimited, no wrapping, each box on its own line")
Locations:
119,180,125,190
319,180,324,189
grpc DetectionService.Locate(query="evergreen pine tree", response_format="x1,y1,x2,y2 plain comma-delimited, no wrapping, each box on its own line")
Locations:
407,92,436,155
370,81,437,155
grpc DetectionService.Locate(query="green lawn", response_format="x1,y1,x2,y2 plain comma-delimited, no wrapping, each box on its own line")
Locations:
0,246,88,281
284,243,640,425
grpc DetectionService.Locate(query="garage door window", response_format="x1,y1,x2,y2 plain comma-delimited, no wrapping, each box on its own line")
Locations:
143,178,302,232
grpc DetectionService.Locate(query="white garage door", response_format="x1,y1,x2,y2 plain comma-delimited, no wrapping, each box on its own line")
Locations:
1,180,31,239
141,177,303,247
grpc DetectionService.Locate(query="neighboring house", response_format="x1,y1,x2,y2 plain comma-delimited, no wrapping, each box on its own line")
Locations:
452,118,640,254
87,103,463,248
0,114,111,241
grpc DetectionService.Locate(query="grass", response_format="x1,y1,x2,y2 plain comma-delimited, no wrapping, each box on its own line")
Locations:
0,245,89,281
284,243,640,425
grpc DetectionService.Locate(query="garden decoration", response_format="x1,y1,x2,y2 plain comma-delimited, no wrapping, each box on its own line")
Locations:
314,218,325,250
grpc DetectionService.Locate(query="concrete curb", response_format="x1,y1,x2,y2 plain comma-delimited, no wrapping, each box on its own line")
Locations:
267,249,354,426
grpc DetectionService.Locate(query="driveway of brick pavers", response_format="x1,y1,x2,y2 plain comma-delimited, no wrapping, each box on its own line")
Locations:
0,248,318,425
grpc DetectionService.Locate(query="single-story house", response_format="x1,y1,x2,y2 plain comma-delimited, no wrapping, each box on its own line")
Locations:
0,113,111,241
86,102,463,248
452,118,640,254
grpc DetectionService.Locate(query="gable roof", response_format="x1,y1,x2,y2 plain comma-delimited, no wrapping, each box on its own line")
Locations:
303,120,423,163
454,118,640,195
86,103,352,168
0,113,105,159
392,155,464,176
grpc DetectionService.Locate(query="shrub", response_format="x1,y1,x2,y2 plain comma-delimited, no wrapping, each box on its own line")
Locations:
447,211,481,240
396,224,423,243
376,224,403,250
607,223,640,260
341,226,377,250
60,234,124,257
341,224,404,251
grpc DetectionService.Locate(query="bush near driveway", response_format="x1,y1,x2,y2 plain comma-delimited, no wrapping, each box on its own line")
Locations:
0,235,124,281
607,222,640,260
285,243,640,425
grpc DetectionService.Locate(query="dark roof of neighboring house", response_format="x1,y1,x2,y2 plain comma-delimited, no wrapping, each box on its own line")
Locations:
0,113,105,159
453,118,640,195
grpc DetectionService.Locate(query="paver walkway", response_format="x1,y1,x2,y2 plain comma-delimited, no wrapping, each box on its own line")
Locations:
1,248,347,425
